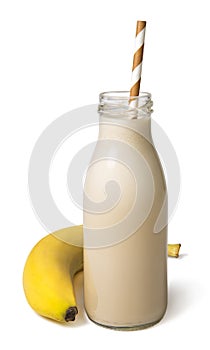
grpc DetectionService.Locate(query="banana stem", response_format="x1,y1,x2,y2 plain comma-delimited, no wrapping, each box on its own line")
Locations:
168,244,181,258
65,306,78,322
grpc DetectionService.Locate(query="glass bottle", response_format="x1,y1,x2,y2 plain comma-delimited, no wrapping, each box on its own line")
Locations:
83,91,167,330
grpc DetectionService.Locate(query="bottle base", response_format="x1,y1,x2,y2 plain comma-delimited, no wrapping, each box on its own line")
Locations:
86,312,165,331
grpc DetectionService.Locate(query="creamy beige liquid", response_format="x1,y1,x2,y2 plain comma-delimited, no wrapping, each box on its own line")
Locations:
83,116,167,329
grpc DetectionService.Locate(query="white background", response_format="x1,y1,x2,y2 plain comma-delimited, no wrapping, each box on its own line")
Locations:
1,0,210,349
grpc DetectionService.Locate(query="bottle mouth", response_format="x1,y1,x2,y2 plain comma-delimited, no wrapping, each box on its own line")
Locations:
99,91,153,118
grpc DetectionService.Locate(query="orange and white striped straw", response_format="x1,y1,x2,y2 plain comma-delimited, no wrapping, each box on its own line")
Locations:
130,21,146,106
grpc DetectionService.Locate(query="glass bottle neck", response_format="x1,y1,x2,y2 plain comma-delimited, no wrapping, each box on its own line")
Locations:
98,115,152,142
98,91,153,142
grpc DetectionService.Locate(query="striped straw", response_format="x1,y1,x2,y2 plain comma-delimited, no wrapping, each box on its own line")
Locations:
129,21,146,106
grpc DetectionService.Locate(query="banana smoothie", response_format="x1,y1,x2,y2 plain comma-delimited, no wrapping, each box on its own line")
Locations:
83,92,168,329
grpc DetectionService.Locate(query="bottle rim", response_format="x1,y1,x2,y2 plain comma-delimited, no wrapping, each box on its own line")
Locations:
99,91,151,101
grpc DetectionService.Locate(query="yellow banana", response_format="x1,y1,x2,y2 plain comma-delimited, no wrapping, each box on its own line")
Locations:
23,225,83,322
167,243,181,258
23,224,181,323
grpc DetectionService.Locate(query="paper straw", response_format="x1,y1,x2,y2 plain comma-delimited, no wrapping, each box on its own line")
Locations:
129,21,146,106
